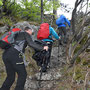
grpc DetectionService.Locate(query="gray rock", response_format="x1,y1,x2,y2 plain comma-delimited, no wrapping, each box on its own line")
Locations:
0,25,9,33
10,21,39,40
10,21,31,30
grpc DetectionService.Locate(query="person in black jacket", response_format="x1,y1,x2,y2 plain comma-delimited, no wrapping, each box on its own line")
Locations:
0,27,48,90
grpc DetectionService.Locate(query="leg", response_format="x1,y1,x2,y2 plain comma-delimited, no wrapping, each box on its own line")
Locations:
0,52,15,90
44,42,52,68
14,64,27,90
58,27,63,37
62,27,67,43
47,43,53,64
41,42,52,72
10,50,27,90
58,27,63,45
4,48,27,90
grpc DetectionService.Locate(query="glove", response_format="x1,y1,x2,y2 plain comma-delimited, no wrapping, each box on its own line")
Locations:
59,36,61,40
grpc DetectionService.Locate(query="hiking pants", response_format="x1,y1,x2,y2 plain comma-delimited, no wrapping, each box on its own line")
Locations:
58,27,67,43
46,42,53,65
0,47,27,90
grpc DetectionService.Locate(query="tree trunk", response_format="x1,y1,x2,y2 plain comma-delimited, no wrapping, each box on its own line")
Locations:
41,0,44,23
71,0,83,35
2,0,7,13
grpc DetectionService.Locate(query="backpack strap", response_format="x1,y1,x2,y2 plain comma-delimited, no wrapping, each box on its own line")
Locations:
47,29,54,41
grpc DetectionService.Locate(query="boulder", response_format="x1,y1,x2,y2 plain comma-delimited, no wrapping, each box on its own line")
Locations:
0,25,9,33
10,21,39,40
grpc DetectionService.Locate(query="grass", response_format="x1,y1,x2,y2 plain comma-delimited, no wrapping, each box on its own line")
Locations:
0,49,6,87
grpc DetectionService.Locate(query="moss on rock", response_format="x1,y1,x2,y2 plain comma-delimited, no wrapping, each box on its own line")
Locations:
82,59,89,66
74,44,81,54
76,56,81,64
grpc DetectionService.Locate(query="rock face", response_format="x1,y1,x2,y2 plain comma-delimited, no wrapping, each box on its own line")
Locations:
10,21,39,40
0,20,89,90
0,25,9,33
7,22,67,89
0,21,39,41
10,21,32,30
24,45,66,90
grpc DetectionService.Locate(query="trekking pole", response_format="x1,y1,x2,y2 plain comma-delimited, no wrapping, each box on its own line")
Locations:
37,61,43,89
58,40,60,61
38,67,43,88
38,51,46,88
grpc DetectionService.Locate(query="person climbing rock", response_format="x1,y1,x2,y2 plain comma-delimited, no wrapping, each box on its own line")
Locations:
0,26,48,90
56,14,71,44
37,23,60,72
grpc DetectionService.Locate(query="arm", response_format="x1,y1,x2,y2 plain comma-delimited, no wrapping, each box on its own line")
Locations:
24,32,44,51
50,27,59,40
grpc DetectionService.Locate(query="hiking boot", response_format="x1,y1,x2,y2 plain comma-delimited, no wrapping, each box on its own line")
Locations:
41,66,47,72
59,40,63,45
63,41,67,44
47,63,50,69
59,42,63,45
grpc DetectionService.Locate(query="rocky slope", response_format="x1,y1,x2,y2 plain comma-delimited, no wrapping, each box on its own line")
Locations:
0,21,90,90
25,44,67,90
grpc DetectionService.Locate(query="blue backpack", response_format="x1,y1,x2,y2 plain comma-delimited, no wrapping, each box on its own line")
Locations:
56,17,63,25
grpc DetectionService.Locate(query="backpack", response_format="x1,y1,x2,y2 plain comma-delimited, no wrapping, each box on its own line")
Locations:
32,40,49,67
0,28,21,49
56,15,65,25
37,23,49,40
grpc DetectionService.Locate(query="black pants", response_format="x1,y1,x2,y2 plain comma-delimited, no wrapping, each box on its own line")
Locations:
58,27,67,43
47,42,53,64
45,42,53,66
0,47,27,90
41,42,52,72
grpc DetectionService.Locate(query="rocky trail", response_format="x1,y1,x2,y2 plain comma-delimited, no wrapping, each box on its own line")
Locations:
0,22,68,90
25,44,67,90
0,21,90,90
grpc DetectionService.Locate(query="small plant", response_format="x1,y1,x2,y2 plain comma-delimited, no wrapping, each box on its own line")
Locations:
74,44,81,54
1,17,13,26
82,59,89,66
75,56,81,64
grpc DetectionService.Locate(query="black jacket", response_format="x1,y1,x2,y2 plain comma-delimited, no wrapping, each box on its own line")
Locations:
14,31,43,53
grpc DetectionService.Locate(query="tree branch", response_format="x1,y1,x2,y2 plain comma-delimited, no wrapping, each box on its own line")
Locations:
70,38,90,65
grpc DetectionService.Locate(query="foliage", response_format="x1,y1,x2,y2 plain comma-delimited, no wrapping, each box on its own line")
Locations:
75,56,81,64
80,35,88,45
20,0,41,21
74,44,81,54
0,16,13,26
0,0,3,6
82,59,89,66
5,0,22,17
0,0,60,21
19,0,60,21
43,0,60,12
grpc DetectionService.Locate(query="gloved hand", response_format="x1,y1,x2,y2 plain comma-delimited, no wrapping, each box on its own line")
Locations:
59,36,61,40
43,46,48,51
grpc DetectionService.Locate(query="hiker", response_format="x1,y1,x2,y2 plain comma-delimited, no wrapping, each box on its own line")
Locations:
56,14,70,44
0,26,48,90
37,23,60,72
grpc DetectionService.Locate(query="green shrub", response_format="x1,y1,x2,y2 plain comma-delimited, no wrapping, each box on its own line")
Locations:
82,59,89,66
1,17,13,26
74,44,81,54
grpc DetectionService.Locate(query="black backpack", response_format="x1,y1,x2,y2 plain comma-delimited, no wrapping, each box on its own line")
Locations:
32,40,49,66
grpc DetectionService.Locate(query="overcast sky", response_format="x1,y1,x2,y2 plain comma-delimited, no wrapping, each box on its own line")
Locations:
57,0,90,20
57,0,76,19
